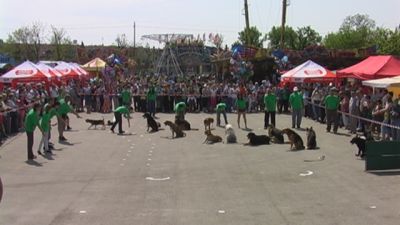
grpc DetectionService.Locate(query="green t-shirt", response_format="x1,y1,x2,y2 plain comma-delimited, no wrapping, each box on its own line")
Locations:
58,99,72,115
114,106,130,116
121,90,131,104
235,99,246,110
324,95,340,110
289,92,303,110
147,89,156,101
175,102,186,113
264,93,277,112
216,103,227,112
40,112,52,132
24,109,39,132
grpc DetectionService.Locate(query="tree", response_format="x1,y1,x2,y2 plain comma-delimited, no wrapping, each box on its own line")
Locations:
295,26,322,50
29,22,45,61
115,34,128,48
238,26,265,48
50,25,67,60
373,27,400,55
323,14,376,50
266,26,297,49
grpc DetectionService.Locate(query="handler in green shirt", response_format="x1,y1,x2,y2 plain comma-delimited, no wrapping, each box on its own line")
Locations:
215,102,228,126
174,101,186,121
57,96,81,141
38,104,55,154
111,105,131,134
324,87,340,133
146,86,156,117
264,88,277,128
25,103,42,160
235,94,247,129
121,86,131,107
289,87,304,129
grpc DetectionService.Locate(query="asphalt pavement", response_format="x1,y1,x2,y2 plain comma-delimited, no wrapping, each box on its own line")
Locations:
0,111,399,225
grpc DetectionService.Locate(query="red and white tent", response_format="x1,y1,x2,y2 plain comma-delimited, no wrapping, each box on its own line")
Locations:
281,60,336,83
69,63,89,76
0,60,51,86
36,62,62,80
54,61,81,79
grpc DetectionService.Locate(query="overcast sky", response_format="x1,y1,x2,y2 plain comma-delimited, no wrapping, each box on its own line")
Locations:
0,0,399,47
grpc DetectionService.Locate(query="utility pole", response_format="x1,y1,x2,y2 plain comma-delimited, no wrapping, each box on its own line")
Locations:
133,21,136,58
280,0,287,49
244,0,250,45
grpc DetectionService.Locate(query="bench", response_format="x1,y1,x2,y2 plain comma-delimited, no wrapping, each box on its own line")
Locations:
366,141,400,171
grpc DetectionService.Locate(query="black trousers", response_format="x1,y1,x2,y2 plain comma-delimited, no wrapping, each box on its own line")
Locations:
264,111,276,127
26,132,34,159
111,112,123,133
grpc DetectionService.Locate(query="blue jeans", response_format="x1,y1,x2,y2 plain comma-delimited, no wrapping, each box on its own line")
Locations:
292,109,302,128
391,119,400,141
216,110,228,126
147,100,156,116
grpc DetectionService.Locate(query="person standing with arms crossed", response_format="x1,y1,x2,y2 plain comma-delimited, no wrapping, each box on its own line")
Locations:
324,87,340,134
235,94,247,129
264,88,277,128
289,87,304,129
110,105,131,135
25,103,42,160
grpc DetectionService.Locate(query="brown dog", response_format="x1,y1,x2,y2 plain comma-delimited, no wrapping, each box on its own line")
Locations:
282,128,305,150
204,117,214,131
203,130,222,144
164,120,186,138
86,118,105,130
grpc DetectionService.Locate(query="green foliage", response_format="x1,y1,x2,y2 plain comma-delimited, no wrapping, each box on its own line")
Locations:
373,27,400,55
267,26,321,50
238,26,265,48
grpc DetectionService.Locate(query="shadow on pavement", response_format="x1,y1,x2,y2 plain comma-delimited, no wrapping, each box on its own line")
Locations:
25,160,43,167
368,170,400,176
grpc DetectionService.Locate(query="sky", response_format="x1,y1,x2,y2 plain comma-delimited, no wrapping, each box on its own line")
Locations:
0,0,399,48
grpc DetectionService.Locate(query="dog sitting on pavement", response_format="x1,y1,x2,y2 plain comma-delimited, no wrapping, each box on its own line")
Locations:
282,128,305,150
85,118,105,130
175,118,199,131
245,132,270,146
143,112,161,132
267,125,284,144
306,127,317,150
203,130,223,144
164,121,186,138
225,124,237,144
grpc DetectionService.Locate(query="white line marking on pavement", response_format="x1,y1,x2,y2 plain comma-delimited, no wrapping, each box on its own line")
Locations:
149,150,153,153
145,177,170,181
218,210,226,214
79,210,87,214
146,163,150,166
369,205,377,209
299,170,314,176
148,158,152,161
122,158,126,161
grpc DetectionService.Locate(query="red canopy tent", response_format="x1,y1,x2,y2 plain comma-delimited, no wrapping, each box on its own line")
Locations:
36,62,62,82
337,55,400,80
69,63,89,77
0,60,52,87
54,62,81,80
280,60,337,83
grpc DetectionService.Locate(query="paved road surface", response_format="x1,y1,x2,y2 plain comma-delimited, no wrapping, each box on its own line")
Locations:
0,112,399,225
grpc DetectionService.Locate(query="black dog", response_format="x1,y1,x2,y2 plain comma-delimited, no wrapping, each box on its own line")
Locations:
85,118,105,129
306,127,317,150
175,118,199,131
143,112,160,132
267,125,284,144
245,132,270,146
350,135,366,158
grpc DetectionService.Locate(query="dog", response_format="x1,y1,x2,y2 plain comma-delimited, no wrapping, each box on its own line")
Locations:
203,130,223,144
267,125,284,144
306,127,317,150
164,120,186,138
143,112,160,132
225,124,237,144
86,118,105,129
245,132,270,146
204,117,214,131
175,118,199,131
350,135,366,157
281,128,305,150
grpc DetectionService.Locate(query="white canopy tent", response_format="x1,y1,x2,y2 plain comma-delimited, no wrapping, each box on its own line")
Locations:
362,76,400,88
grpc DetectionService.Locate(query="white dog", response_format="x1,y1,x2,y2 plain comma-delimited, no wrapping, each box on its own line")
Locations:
225,124,237,143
